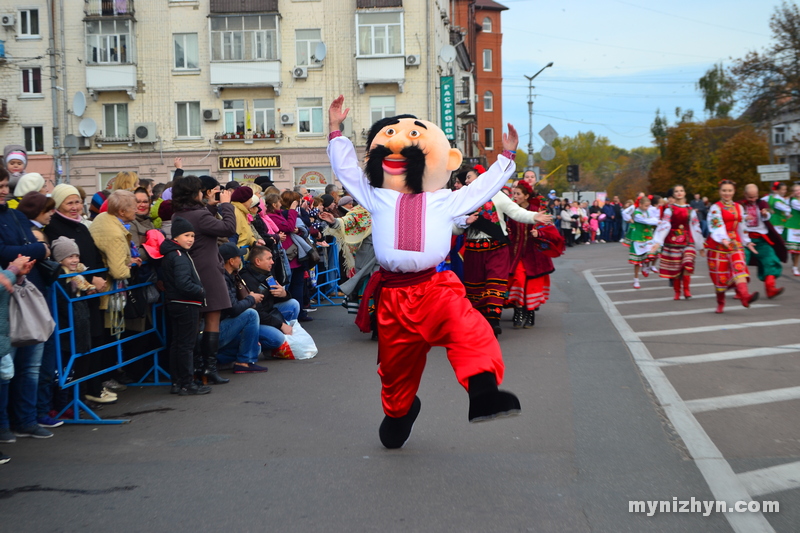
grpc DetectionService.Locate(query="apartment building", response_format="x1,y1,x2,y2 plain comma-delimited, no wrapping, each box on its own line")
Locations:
0,0,476,193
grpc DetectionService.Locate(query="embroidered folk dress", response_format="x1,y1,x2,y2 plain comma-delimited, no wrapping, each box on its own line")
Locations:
653,204,704,279
705,201,751,291
627,209,660,265
784,198,800,253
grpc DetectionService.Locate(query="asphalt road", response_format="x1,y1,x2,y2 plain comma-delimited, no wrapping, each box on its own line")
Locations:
3,241,797,532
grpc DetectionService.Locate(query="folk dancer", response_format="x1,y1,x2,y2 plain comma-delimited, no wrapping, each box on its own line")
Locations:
784,183,800,277
628,196,660,289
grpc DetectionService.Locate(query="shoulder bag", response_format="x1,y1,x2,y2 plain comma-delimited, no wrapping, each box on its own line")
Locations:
10,279,56,346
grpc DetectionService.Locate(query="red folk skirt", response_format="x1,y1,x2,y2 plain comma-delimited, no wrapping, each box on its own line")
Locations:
658,244,696,279
707,244,749,291
506,261,550,310
463,239,511,321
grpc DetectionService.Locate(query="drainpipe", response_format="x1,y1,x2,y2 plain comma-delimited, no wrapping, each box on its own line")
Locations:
47,0,61,183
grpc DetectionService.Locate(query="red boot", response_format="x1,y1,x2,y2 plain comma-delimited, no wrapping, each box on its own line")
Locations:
715,292,725,313
673,276,681,300
765,275,784,299
682,275,692,299
734,283,759,308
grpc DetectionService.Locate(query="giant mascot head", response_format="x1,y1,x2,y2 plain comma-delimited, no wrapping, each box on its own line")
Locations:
364,115,463,194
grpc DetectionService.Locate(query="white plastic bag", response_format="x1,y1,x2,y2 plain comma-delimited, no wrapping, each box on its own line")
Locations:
271,320,318,360
0,353,13,381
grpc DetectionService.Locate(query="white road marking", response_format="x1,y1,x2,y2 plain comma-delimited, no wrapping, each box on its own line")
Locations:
637,319,800,338
591,267,631,274
623,304,778,319
652,344,800,367
605,283,714,294
686,386,800,414
585,270,776,533
738,461,800,497
613,294,716,305
599,275,700,286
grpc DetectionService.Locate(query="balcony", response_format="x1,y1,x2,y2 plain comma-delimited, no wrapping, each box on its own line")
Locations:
95,134,135,145
214,131,284,144
86,65,137,99
210,61,282,95
210,0,277,13
84,0,135,18
356,56,405,93
0,99,8,121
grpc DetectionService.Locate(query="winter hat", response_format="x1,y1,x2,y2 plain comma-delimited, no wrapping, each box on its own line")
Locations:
225,181,241,190
199,175,220,192
337,195,354,207
17,191,50,220
142,229,165,259
157,199,174,221
14,173,45,197
219,242,246,262
51,236,80,263
51,183,81,210
320,194,335,208
250,195,261,208
254,175,274,190
4,145,27,166
171,216,194,238
230,186,253,204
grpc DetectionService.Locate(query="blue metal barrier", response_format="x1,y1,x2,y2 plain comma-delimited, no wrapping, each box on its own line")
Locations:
311,242,342,307
51,266,168,425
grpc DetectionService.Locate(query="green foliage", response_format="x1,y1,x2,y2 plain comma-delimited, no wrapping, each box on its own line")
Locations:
697,63,736,118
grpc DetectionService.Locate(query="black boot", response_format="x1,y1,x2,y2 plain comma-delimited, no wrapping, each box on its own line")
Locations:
512,307,524,329
487,317,502,337
523,309,535,329
201,332,230,385
467,371,521,423
193,333,204,383
379,396,421,449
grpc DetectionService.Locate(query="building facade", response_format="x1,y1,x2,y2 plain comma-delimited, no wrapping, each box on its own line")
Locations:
0,0,478,194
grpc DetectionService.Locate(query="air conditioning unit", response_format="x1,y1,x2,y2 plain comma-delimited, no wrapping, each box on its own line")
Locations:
471,132,480,142
280,112,295,125
134,122,157,143
203,108,220,121
292,66,308,79
405,55,421,66
1,14,15,27
77,136,92,150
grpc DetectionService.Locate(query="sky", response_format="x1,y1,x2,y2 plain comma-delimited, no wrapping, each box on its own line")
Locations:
499,0,776,152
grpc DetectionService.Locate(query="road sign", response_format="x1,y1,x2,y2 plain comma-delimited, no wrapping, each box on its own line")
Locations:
539,124,558,145
757,164,790,173
760,171,791,182
540,144,556,161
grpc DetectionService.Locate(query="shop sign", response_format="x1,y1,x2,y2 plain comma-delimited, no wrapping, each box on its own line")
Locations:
219,155,281,170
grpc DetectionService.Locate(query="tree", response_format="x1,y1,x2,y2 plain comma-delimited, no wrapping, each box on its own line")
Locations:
731,2,800,123
651,109,669,156
542,131,622,194
715,129,770,191
697,63,736,118
606,147,658,201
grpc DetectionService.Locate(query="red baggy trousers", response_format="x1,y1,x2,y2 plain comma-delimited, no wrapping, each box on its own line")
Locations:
376,270,505,417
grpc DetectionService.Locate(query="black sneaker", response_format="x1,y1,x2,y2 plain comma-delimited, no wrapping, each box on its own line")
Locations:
233,363,269,374
179,383,212,396
0,451,9,465
14,425,54,439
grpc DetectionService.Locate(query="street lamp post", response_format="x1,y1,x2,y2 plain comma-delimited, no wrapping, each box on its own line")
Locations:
524,62,553,177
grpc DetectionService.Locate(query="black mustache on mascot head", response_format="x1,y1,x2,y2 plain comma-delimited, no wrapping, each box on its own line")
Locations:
365,144,427,194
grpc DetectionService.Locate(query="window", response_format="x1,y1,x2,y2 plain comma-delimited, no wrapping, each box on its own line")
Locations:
86,20,132,64
774,126,786,146
482,49,492,71
295,29,322,66
297,97,323,134
483,91,493,112
176,102,201,137
23,126,44,153
254,99,275,134
21,68,42,95
482,17,492,32
103,104,129,138
484,128,494,150
357,12,403,56
210,15,278,61
173,33,199,70
18,9,39,37
370,96,396,123
223,100,245,134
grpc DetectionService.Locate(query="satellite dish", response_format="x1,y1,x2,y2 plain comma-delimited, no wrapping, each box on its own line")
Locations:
72,91,86,117
63,134,79,155
313,42,327,63
540,144,556,161
439,44,456,63
79,117,97,137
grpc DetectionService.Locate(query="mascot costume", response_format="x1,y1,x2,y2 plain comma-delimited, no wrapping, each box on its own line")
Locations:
326,95,552,448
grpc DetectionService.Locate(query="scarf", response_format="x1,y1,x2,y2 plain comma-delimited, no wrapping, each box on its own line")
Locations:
55,209,84,223
326,205,373,272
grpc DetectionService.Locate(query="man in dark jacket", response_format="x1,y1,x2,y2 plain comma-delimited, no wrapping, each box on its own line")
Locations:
217,243,267,373
601,200,616,243
239,245,300,353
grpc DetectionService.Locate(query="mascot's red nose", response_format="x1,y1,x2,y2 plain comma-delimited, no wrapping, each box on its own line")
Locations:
382,158,408,175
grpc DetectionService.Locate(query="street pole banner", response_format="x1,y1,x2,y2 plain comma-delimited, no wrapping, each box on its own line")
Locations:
440,76,455,141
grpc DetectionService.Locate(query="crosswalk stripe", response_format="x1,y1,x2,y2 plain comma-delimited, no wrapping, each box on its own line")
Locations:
613,294,716,305
606,283,714,294
599,275,700,286
652,344,800,366
738,461,800,497
623,304,778,319
686,386,800,413
636,319,800,338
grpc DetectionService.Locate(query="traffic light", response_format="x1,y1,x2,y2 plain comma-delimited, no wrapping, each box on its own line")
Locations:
566,164,580,182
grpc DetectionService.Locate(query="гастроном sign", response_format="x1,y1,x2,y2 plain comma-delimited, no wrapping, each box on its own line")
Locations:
440,76,455,141
219,155,281,169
